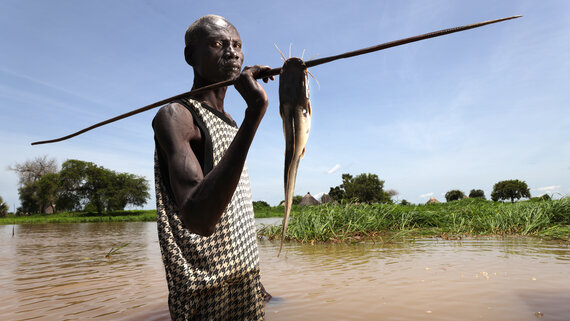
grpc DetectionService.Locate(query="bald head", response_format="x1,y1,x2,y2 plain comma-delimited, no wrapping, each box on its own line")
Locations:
183,15,244,83
185,15,238,58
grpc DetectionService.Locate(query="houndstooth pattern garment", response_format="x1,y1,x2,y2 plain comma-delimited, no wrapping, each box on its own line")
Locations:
154,98,264,320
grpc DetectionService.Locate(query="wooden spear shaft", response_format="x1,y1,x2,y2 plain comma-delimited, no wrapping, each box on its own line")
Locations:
31,15,521,146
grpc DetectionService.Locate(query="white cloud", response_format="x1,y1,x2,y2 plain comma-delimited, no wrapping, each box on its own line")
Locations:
327,164,341,174
534,185,561,192
419,192,434,198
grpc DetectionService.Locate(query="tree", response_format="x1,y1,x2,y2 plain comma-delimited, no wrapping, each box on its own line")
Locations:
17,182,40,214
469,189,486,199
106,172,149,212
9,155,57,186
328,186,345,202
330,173,392,204
0,196,8,217
531,194,551,202
445,190,466,202
10,156,59,214
491,179,531,203
36,173,60,213
279,195,303,206
253,200,270,208
58,160,150,213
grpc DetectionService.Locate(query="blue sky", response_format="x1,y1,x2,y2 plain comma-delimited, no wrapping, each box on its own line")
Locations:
1,0,568,210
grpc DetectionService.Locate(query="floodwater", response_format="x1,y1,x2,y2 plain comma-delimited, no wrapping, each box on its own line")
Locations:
1,221,568,321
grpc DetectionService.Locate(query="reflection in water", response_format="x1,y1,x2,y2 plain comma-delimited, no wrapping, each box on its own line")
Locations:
0,223,569,321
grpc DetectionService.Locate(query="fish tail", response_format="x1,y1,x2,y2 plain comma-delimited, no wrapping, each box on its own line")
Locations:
278,147,301,257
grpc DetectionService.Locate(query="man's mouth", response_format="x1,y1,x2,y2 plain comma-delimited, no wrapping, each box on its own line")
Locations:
222,62,241,71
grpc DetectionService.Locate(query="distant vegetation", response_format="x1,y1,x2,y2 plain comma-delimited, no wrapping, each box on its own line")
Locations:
491,179,531,203
0,210,156,224
329,173,393,204
9,156,150,215
0,196,8,217
445,190,466,202
469,189,486,199
5,164,565,246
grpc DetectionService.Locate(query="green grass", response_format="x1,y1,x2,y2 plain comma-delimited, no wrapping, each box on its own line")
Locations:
258,197,570,242
253,203,293,218
0,205,283,224
0,210,157,224
4,198,568,243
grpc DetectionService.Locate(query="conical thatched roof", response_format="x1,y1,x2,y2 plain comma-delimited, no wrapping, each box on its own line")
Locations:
426,197,440,204
320,193,334,204
299,192,320,206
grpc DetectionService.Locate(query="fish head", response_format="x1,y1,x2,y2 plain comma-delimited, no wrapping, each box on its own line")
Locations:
279,58,310,105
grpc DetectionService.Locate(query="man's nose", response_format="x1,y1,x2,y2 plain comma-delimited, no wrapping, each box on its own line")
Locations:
224,45,239,59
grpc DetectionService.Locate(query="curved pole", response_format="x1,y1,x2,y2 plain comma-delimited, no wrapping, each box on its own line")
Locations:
31,15,521,145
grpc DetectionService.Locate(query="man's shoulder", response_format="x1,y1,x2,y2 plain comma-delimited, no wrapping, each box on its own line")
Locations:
153,99,203,149
154,101,193,127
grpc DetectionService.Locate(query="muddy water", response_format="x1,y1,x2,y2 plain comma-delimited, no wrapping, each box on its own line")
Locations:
1,222,569,321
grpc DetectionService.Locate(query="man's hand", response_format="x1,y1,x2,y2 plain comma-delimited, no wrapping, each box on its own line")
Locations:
233,65,274,119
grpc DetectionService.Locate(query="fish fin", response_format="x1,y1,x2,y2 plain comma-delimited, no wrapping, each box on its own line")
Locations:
300,147,306,159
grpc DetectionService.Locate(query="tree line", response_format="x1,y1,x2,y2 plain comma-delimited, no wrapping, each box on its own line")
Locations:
325,172,538,205
8,156,150,214
444,179,535,203
328,173,395,204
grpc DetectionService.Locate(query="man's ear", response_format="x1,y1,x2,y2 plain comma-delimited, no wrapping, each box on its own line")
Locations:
184,46,193,66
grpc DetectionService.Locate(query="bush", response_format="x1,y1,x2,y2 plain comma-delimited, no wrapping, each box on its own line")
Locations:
469,189,486,199
491,179,531,203
445,190,466,202
0,196,8,217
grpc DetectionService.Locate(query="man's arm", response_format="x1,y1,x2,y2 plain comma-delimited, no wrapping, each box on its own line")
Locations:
154,65,272,236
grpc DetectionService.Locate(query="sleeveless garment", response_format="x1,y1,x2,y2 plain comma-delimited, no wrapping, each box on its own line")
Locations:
153,98,264,320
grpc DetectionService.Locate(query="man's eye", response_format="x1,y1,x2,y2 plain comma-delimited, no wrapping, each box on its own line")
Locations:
234,42,242,49
212,41,222,48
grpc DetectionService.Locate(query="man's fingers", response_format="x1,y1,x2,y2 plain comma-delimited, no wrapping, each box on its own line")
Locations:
261,75,275,83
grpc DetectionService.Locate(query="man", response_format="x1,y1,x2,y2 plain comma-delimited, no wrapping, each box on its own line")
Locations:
152,15,273,320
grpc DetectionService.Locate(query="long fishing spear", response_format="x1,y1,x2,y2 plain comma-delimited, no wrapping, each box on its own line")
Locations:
31,15,521,146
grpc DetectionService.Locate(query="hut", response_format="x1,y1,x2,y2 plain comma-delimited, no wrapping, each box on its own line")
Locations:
426,197,440,204
319,193,336,204
299,192,320,206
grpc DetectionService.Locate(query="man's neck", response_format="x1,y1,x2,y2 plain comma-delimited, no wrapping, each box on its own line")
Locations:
192,76,228,112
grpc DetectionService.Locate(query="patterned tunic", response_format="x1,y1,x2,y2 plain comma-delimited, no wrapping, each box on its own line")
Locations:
153,98,264,320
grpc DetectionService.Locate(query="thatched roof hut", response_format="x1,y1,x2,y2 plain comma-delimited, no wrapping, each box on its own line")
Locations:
426,197,440,204
320,193,332,203
299,192,320,206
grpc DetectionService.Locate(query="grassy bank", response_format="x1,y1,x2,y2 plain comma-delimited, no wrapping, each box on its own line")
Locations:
258,197,570,242
0,210,157,224
4,199,568,242
0,205,284,225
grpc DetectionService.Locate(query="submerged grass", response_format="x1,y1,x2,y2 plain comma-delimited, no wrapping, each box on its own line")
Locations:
258,197,570,242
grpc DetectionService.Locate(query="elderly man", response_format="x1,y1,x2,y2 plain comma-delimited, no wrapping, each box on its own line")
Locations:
152,15,273,320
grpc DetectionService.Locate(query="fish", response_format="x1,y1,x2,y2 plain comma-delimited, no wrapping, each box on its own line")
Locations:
278,57,312,257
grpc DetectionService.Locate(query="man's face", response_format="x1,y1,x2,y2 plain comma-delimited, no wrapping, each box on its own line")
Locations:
191,19,244,83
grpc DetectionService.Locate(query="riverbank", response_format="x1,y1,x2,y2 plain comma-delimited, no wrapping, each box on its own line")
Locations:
0,207,285,225
2,198,568,241
259,197,570,242
0,210,157,224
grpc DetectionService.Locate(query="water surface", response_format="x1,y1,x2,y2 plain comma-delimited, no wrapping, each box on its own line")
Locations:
1,222,568,320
